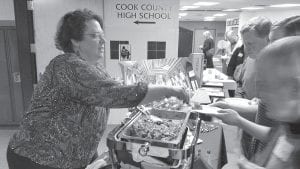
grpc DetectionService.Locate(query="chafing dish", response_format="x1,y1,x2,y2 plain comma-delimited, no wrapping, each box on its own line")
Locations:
107,108,202,169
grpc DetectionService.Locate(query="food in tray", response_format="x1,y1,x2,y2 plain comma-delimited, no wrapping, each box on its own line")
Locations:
128,115,184,141
149,96,189,111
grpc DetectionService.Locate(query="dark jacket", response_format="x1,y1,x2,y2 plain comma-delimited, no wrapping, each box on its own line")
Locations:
227,45,245,77
202,38,214,56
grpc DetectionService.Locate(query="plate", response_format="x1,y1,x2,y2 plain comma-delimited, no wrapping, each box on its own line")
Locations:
223,98,257,107
191,105,221,114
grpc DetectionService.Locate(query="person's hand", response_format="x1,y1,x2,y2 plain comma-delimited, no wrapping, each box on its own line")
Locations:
237,156,265,169
85,152,110,169
210,98,258,110
85,158,107,169
210,98,258,121
208,109,241,126
210,100,230,109
249,97,260,105
175,87,190,104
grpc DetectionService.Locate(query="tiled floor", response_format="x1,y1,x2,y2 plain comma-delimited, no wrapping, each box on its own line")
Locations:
0,124,240,169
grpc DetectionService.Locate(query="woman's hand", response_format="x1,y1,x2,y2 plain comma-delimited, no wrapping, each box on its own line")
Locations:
139,85,190,105
238,156,265,169
85,158,107,169
174,87,190,104
209,109,241,126
85,152,110,169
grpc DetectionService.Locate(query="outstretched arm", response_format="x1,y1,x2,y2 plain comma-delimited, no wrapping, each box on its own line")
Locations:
54,55,189,108
138,85,189,105
209,109,271,142
210,98,258,121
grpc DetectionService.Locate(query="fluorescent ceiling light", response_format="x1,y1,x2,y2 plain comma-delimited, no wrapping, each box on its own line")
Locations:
223,8,240,12
204,16,216,20
241,6,264,10
270,4,300,8
180,5,200,10
204,19,215,21
179,13,188,17
213,13,227,17
193,1,219,6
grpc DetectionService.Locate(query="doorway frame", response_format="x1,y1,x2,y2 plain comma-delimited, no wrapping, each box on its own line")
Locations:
13,0,36,112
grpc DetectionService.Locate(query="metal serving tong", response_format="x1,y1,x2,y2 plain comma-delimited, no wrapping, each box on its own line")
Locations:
137,105,163,123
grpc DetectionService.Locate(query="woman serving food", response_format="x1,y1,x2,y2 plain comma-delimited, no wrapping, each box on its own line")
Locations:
6,9,189,169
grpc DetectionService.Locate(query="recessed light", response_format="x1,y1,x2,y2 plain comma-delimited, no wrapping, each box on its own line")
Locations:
179,13,188,17
193,1,220,6
241,6,264,10
204,19,215,21
180,5,200,10
223,9,240,12
213,13,227,17
204,16,216,20
270,4,300,8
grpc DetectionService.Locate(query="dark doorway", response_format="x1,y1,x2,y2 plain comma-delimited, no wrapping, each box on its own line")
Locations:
178,27,193,58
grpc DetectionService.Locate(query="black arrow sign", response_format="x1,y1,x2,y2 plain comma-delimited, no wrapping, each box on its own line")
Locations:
134,20,156,24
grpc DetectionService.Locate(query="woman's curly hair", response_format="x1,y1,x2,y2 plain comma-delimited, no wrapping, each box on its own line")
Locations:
55,9,103,53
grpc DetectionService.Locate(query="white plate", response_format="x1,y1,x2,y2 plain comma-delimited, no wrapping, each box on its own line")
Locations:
223,98,256,107
192,105,221,114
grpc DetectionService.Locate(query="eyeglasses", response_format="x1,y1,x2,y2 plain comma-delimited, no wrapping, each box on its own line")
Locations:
83,33,106,43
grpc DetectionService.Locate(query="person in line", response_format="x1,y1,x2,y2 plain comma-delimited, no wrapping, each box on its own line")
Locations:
226,43,244,80
215,17,272,160
269,15,300,42
6,9,189,169
202,31,215,68
211,15,300,161
227,44,244,97
225,30,238,54
216,30,238,74
225,30,243,97
210,36,300,169
235,17,272,100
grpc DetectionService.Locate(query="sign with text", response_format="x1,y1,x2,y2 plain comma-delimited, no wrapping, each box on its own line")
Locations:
104,0,179,27
226,18,239,26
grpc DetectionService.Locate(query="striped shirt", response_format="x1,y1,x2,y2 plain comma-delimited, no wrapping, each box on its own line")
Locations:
249,101,280,158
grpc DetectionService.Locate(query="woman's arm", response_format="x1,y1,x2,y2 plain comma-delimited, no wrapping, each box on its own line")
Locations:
54,56,146,108
227,48,240,76
54,55,188,108
138,85,189,105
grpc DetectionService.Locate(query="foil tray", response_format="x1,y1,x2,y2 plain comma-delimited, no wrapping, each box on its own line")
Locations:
116,108,191,149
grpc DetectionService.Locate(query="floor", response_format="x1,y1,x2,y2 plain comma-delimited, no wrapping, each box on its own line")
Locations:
0,124,240,169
